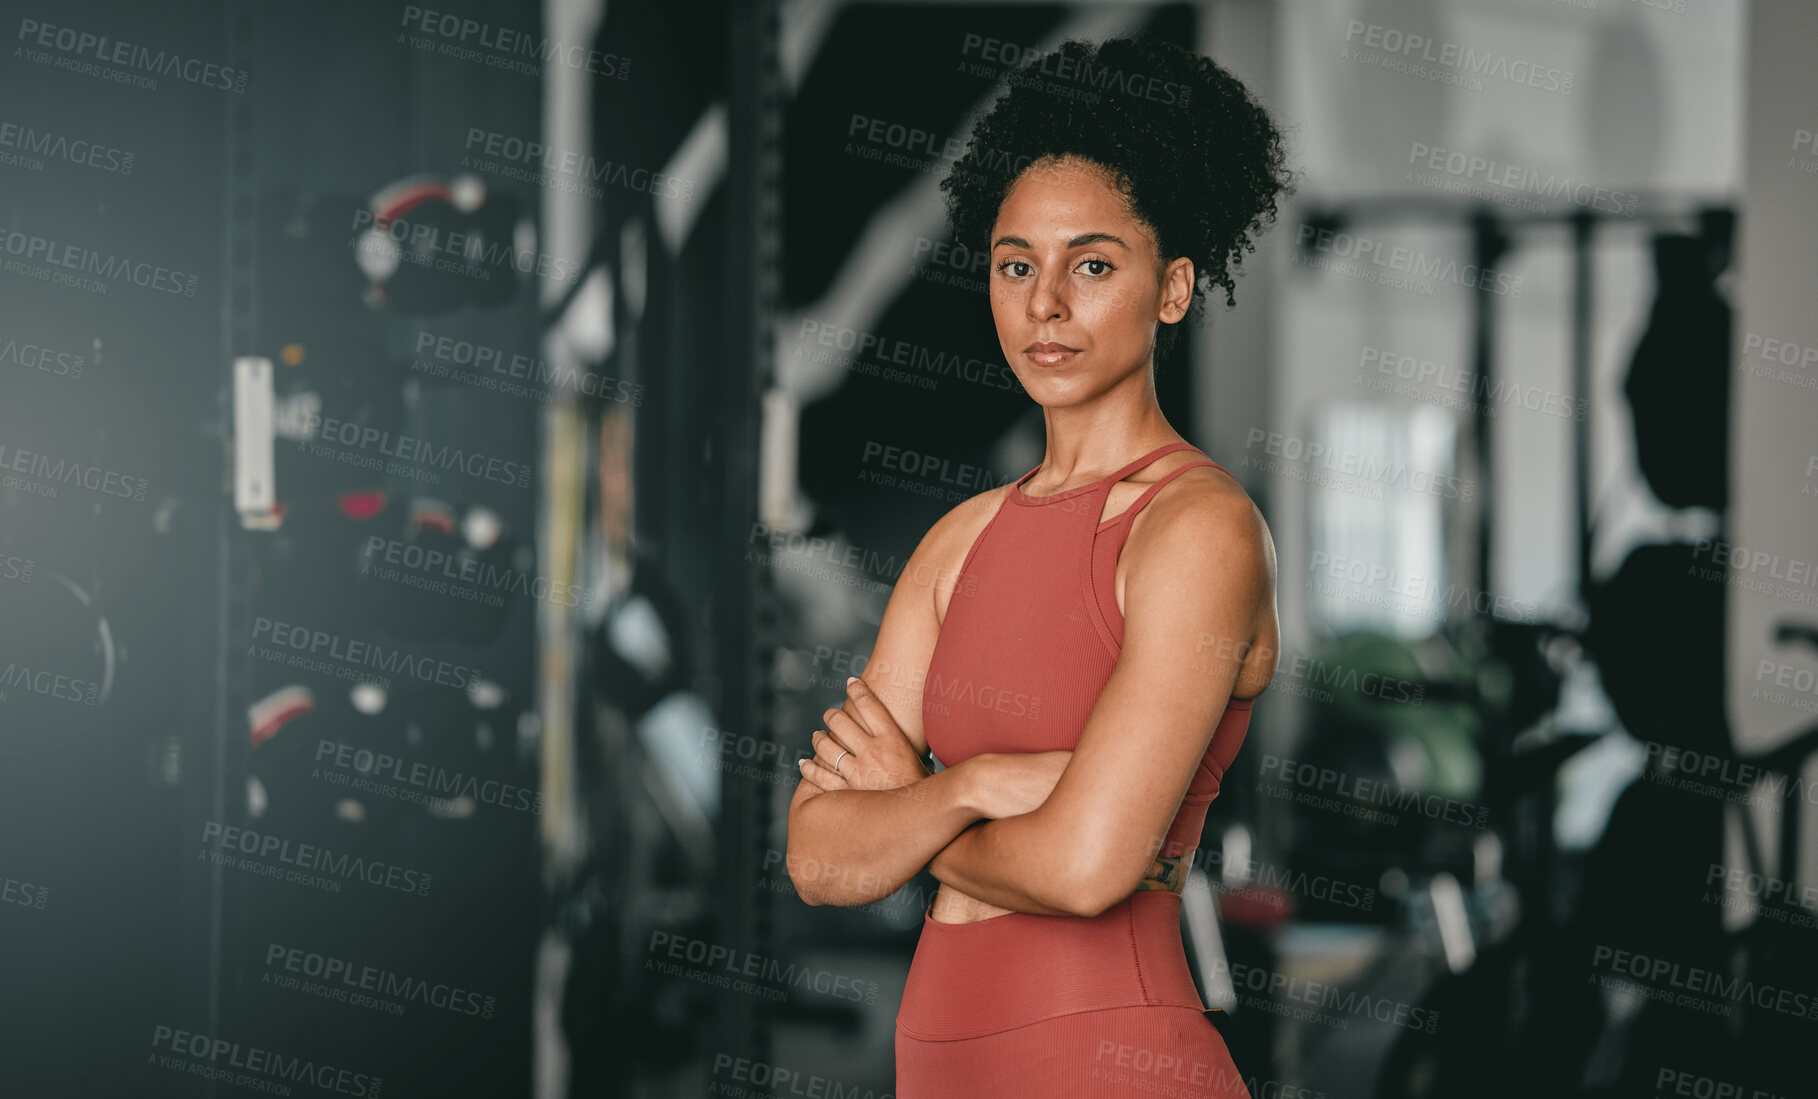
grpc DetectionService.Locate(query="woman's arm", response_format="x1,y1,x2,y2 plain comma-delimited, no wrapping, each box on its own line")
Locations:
786,761,986,907
927,488,1278,918
792,681,1078,909
785,490,1004,906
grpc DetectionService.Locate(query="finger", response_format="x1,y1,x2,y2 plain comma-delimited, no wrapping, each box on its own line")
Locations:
811,729,853,767
830,697,873,737
799,756,848,789
809,731,852,778
845,676,902,739
825,706,874,746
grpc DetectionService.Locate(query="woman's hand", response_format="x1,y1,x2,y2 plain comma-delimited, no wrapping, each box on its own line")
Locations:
964,751,1073,819
799,676,930,792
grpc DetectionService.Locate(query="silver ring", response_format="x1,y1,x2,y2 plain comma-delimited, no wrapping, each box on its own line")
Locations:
834,750,850,774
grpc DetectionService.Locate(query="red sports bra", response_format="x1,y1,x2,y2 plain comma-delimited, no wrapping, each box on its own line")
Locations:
922,441,1255,860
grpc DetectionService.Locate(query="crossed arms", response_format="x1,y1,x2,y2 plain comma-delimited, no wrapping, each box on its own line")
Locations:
784,482,1276,920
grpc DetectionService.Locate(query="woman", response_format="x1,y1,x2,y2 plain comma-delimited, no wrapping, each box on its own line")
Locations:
786,36,1293,1097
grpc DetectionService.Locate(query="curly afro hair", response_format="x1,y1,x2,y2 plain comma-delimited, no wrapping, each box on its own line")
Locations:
940,37,1296,366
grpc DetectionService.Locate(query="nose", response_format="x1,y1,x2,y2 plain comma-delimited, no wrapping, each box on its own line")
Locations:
1026,266,1068,324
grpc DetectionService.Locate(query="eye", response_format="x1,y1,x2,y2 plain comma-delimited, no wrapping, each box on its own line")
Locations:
1078,258,1115,276
996,260,1032,278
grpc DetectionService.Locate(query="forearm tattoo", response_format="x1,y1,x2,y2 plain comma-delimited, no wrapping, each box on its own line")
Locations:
1135,854,1189,893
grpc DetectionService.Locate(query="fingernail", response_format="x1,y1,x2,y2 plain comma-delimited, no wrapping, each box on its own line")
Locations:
846,676,859,687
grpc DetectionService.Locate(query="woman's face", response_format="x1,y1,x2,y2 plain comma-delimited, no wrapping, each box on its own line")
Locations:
988,155,1193,406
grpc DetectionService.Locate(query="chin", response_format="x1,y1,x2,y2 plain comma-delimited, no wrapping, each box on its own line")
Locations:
1018,377,1094,407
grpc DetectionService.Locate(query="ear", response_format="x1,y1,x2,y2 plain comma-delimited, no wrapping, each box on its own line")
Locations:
1158,256,1195,323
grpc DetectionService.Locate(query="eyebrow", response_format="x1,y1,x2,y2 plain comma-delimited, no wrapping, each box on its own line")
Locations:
991,232,1130,252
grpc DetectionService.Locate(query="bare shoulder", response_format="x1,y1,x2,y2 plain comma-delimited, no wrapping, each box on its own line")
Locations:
1129,464,1274,577
925,478,1014,546
1124,465,1279,690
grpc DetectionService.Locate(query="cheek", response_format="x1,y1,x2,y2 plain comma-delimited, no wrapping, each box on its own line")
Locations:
1077,278,1148,326
987,290,1018,349
989,282,1019,322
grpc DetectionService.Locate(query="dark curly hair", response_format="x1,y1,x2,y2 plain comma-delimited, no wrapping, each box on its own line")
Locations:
940,37,1296,366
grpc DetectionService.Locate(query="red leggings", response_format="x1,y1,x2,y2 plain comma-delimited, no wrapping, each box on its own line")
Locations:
895,891,1252,1097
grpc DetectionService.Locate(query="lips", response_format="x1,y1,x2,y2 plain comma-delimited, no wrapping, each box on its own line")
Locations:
1024,341,1079,366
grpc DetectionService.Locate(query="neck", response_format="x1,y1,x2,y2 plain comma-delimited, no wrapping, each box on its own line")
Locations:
1033,363,1177,482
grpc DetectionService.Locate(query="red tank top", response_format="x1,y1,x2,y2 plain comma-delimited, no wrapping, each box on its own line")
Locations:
923,441,1254,859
